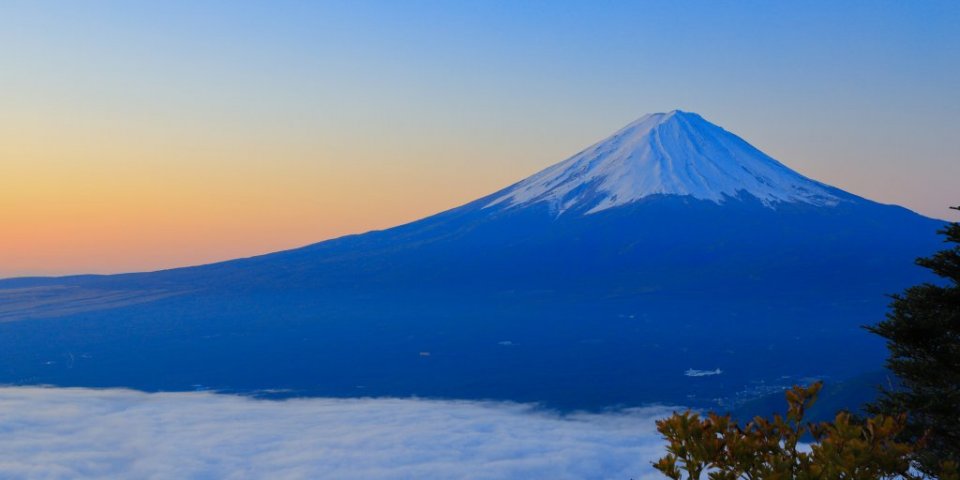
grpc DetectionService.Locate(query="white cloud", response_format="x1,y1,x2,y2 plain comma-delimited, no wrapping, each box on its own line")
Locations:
0,387,676,480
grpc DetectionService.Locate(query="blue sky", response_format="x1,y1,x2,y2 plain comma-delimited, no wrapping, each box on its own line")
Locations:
2,0,958,274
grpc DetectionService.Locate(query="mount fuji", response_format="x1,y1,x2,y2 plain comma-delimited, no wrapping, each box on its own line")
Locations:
488,110,843,214
0,111,945,411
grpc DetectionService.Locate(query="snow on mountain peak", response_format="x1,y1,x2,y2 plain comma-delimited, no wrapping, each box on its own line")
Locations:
486,110,844,215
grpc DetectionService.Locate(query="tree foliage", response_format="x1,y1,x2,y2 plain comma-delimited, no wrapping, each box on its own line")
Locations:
652,382,957,480
866,206,960,476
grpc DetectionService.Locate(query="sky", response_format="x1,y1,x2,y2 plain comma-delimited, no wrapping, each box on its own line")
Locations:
2,0,958,277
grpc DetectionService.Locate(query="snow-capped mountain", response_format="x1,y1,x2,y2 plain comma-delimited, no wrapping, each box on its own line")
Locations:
487,111,844,215
0,111,945,412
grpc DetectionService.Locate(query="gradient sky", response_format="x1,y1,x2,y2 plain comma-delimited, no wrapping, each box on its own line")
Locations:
2,0,958,278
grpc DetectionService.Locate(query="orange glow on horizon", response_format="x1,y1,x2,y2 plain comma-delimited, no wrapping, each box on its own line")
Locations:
0,121,525,277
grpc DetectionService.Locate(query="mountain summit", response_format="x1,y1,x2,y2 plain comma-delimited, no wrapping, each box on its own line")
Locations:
0,110,944,412
487,111,844,215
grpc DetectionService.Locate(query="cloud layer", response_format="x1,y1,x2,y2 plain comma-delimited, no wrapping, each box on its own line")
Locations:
0,387,675,479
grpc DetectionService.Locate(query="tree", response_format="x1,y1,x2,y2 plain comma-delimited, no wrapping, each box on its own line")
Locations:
866,206,960,476
652,382,957,480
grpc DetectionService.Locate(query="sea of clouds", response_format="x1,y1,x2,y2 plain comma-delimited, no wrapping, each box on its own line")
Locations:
0,387,676,479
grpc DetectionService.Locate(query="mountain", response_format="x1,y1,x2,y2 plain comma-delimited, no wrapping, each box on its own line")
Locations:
0,111,945,411
488,111,842,214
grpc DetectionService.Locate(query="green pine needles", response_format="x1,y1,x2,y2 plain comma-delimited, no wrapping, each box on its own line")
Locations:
867,206,960,477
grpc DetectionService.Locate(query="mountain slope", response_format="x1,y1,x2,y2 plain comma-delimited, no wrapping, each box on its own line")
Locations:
0,111,945,411
487,110,845,214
